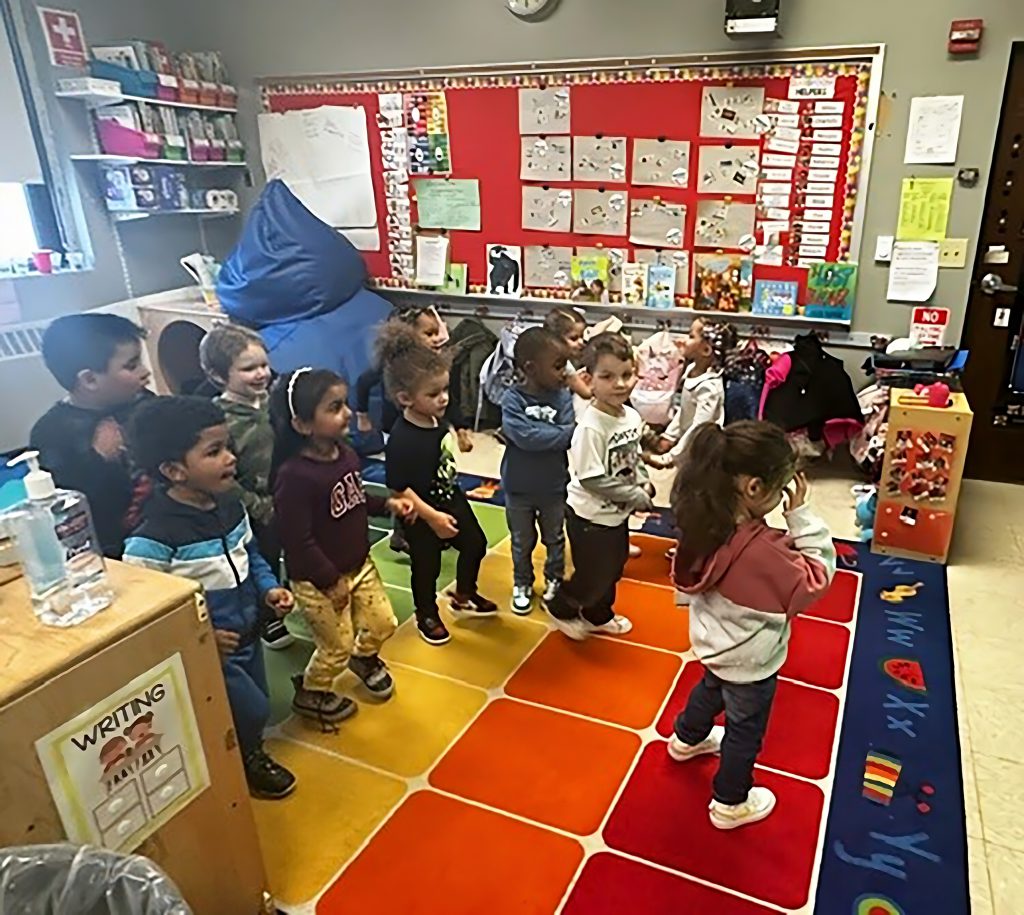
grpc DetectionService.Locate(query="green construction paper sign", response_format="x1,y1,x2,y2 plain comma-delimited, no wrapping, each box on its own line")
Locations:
413,178,480,231
442,263,468,294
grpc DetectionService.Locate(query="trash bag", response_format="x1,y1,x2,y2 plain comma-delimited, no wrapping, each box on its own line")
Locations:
0,844,191,915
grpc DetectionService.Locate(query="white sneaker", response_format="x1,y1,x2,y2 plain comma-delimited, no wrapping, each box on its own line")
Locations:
542,578,560,603
511,586,533,615
549,614,590,641
667,725,725,762
709,787,777,830
586,614,633,635
628,543,642,559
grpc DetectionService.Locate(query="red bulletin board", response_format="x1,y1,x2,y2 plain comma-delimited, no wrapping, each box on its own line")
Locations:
263,57,874,317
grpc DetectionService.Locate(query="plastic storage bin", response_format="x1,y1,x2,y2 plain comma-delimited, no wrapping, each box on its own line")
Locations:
89,60,160,99
97,120,162,159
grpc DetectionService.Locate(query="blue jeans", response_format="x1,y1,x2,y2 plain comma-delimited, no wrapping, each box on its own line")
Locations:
505,493,566,588
222,638,270,759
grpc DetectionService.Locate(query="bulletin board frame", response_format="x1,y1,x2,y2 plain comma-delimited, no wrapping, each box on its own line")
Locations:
260,44,885,328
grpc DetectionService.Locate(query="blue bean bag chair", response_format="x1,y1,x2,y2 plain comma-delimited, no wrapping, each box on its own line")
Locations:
217,179,392,393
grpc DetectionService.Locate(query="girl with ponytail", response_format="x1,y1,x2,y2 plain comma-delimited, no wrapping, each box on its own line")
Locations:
666,420,836,831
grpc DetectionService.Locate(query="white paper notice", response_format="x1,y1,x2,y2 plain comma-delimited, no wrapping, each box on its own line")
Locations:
415,235,450,287
789,76,837,100
905,95,964,165
887,241,940,302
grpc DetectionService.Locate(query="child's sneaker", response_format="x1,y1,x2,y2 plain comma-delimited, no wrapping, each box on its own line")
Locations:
667,725,725,762
709,787,777,830
542,578,560,604
417,613,451,645
549,612,590,641
261,617,295,650
348,654,394,699
511,585,533,615
291,675,357,723
389,530,409,554
448,591,499,619
244,746,296,800
585,614,633,635
628,543,642,559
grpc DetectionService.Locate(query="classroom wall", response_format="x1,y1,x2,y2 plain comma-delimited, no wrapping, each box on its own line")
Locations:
183,0,1024,344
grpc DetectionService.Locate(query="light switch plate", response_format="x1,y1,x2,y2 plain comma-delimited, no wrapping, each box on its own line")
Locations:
874,235,895,262
939,238,969,268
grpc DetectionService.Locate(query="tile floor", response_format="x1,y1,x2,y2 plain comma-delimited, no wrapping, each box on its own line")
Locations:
453,431,1024,914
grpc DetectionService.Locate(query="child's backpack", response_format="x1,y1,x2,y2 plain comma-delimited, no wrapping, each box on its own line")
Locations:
723,339,771,424
631,330,684,426
477,318,526,425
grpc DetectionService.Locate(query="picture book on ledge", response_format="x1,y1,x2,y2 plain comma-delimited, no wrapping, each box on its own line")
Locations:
805,262,858,321
753,280,799,317
693,254,753,313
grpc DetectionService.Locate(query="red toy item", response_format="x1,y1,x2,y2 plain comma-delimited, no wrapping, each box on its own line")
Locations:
898,382,951,409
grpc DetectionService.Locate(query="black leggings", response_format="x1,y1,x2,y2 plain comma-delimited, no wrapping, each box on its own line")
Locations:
405,491,487,617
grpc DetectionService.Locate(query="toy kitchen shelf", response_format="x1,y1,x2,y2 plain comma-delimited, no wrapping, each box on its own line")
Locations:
71,153,246,168
873,389,974,565
56,85,238,114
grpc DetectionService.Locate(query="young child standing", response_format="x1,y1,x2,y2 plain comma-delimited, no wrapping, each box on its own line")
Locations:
667,421,835,829
648,319,737,468
544,307,592,413
269,368,413,724
380,324,497,645
500,328,575,615
124,396,296,799
31,314,152,558
199,324,293,651
546,332,655,640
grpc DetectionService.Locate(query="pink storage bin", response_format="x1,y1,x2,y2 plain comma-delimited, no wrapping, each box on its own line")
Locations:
156,73,179,102
97,120,162,159
188,138,212,162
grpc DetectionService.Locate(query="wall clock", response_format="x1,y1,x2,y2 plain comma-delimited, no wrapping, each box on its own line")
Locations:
506,0,562,22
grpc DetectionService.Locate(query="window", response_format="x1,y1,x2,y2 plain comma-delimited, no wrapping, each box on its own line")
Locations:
0,182,39,263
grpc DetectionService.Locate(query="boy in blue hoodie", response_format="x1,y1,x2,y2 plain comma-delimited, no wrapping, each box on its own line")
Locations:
123,396,297,800
500,328,575,615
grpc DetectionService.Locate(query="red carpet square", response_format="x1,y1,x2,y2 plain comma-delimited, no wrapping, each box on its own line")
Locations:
604,744,824,911
317,791,583,914
430,698,641,834
505,632,681,729
781,616,850,690
655,663,840,780
563,852,779,915
807,569,859,623
623,533,677,586
613,578,690,652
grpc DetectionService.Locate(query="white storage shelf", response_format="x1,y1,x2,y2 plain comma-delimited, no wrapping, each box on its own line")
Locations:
110,208,239,222
56,87,237,114
71,153,246,168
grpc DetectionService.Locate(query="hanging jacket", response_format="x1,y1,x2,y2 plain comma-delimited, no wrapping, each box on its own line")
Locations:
761,334,863,441
447,317,499,429
631,330,685,426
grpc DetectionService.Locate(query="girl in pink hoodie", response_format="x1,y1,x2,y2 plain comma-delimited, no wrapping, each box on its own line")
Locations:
667,421,835,830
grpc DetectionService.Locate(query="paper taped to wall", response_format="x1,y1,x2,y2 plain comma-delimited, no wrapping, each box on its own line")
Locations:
904,95,964,165
887,241,940,302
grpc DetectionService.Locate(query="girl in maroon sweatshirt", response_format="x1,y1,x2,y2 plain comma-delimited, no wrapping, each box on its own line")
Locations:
270,368,415,726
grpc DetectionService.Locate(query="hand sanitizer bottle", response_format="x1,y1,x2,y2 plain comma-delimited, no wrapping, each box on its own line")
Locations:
3,451,113,626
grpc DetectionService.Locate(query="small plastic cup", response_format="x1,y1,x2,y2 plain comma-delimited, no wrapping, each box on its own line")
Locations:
32,250,53,274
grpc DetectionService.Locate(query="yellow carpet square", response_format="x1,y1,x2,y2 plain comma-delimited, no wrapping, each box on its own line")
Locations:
281,666,488,776
252,738,405,908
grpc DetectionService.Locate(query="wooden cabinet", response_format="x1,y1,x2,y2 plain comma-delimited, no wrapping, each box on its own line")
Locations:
873,390,973,564
0,562,268,912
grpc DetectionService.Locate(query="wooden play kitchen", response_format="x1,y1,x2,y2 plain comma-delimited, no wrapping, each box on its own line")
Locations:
873,388,974,564
0,562,269,912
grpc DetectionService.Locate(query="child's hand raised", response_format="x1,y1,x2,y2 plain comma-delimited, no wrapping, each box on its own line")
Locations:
356,412,373,434
387,496,418,522
456,428,474,453
430,512,459,540
265,587,295,617
784,472,810,513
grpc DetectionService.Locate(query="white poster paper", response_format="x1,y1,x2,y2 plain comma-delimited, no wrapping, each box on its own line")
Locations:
905,95,965,165
789,76,837,100
341,227,381,252
573,136,628,183
520,136,572,182
887,241,941,302
632,139,691,188
415,235,450,286
524,245,573,288
519,87,571,135
35,654,210,854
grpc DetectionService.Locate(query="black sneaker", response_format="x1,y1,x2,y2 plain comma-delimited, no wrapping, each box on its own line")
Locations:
261,617,294,650
290,674,358,726
348,654,395,699
244,747,296,800
416,613,451,645
389,530,409,554
448,591,499,619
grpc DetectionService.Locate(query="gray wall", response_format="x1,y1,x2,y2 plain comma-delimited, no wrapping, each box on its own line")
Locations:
183,0,1023,344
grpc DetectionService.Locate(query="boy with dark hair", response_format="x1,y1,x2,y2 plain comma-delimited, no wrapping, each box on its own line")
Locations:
30,313,151,558
546,332,655,640
123,396,297,800
500,328,575,615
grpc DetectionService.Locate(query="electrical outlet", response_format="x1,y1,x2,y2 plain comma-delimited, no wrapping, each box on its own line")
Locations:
994,308,1011,328
939,238,969,268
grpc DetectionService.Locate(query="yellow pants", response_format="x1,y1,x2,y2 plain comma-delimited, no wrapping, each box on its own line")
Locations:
292,559,398,692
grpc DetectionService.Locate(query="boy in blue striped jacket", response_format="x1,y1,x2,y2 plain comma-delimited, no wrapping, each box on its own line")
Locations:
124,396,297,800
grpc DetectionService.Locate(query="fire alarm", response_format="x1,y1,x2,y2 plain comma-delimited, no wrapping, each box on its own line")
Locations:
949,19,983,55
726,0,781,36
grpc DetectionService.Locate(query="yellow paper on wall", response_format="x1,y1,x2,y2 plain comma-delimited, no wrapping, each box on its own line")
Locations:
897,177,953,242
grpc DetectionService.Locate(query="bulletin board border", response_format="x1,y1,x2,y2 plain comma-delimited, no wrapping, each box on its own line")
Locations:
260,45,885,327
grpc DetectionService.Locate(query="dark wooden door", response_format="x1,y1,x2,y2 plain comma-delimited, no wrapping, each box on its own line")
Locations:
961,43,1024,483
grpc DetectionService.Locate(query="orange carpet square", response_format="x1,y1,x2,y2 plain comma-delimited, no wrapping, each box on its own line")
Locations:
505,632,681,729
317,791,583,915
430,698,641,834
613,578,690,652
623,533,677,587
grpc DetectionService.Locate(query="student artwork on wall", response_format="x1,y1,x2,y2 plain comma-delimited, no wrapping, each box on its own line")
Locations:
629,199,686,249
522,186,572,232
520,136,572,182
524,245,573,289
631,139,691,188
486,244,523,297
442,263,468,294
634,248,690,295
693,253,754,312
573,136,628,183
577,246,625,292
753,279,799,316
405,91,451,175
573,189,628,236
519,86,571,135
697,145,761,195
700,86,767,139
694,199,757,250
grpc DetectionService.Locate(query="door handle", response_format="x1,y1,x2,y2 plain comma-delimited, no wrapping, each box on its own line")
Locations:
981,273,1019,295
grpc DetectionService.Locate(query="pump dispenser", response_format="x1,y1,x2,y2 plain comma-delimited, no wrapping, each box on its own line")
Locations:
3,451,113,626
